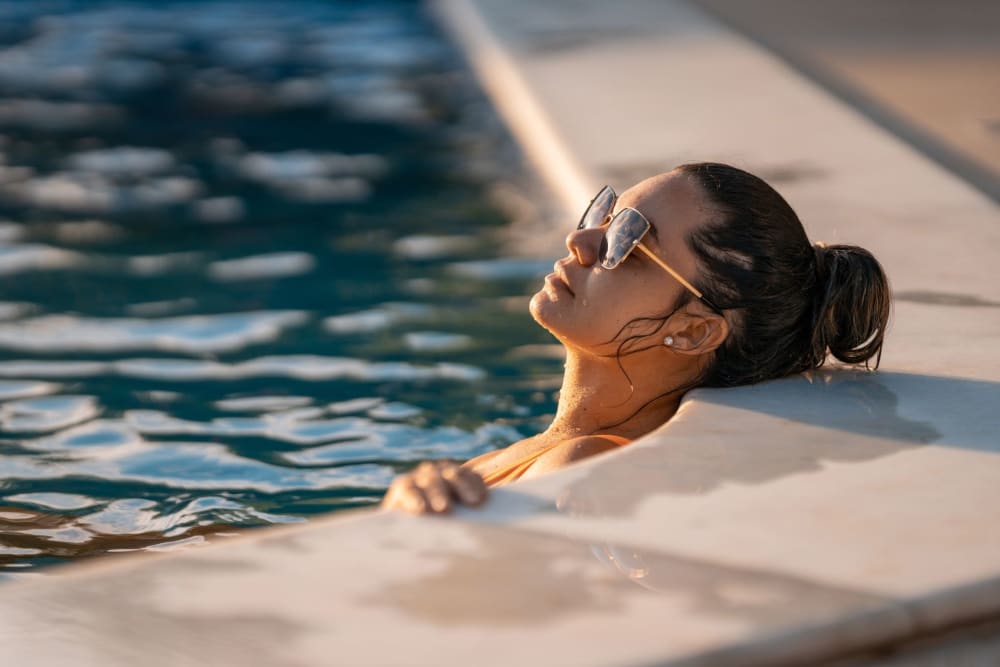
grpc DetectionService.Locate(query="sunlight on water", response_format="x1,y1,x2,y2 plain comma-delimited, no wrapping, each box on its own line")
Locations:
0,0,562,573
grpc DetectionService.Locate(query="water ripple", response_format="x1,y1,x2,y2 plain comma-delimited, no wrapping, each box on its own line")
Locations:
0,311,309,354
0,395,98,433
0,0,562,571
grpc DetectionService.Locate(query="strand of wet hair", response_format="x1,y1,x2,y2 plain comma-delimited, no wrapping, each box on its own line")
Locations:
597,376,703,432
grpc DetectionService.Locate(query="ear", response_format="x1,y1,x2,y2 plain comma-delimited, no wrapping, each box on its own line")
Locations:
665,306,729,356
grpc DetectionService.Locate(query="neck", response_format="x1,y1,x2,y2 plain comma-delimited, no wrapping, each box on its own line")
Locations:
543,345,688,441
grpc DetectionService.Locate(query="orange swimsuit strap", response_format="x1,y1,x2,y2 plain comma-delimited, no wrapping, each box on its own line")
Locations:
481,434,631,487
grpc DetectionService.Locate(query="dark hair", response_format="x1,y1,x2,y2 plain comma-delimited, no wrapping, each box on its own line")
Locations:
675,162,891,387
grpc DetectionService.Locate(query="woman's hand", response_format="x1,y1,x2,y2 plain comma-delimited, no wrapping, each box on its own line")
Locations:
382,460,488,514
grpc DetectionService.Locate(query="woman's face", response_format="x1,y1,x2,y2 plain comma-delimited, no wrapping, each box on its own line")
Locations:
530,171,710,354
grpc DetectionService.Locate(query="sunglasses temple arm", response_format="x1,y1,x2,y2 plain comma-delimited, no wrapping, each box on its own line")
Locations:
634,243,705,300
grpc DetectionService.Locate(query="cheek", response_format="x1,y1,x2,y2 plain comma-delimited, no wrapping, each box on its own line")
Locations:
529,269,673,349
591,274,676,336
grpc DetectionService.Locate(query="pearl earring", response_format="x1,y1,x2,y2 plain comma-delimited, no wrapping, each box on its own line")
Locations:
663,336,674,347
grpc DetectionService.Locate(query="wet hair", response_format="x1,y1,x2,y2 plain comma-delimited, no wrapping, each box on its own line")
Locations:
674,162,891,387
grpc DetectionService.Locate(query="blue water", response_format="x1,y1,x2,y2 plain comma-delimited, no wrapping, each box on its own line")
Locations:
0,0,563,572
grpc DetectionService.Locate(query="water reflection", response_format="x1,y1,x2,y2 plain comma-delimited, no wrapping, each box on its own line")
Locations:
0,0,561,570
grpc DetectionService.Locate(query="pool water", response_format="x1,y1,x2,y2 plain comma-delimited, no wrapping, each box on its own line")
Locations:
0,0,564,572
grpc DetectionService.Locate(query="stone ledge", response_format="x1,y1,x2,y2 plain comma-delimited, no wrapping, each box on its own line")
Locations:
1,1,997,665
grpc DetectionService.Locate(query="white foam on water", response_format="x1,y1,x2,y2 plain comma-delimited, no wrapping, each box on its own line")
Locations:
24,419,144,454
125,410,266,438
0,311,309,354
128,175,202,208
67,147,175,176
0,221,25,243
393,234,478,260
76,497,167,535
236,150,387,181
307,22,443,69
127,252,203,276
110,359,230,380
0,302,36,320
1,439,383,498
0,380,60,401
323,302,432,333
20,527,92,544
0,546,43,556
367,401,422,421
3,172,201,213
0,361,109,378
284,422,522,466
0,244,83,275
327,397,383,415
230,150,385,203
0,355,482,385
0,395,99,433
6,492,100,511
4,172,116,212
132,390,183,404
214,395,313,412
123,410,393,446
325,73,428,123
266,407,328,423
207,252,316,282
107,442,388,491
403,331,473,352
50,220,125,244
280,176,372,203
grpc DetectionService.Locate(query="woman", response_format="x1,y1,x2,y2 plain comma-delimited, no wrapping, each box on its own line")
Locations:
382,162,891,514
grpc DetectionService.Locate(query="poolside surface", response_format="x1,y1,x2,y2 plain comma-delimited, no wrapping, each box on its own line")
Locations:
1,0,999,665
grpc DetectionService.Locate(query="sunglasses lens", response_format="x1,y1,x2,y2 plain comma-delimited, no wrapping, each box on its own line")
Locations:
600,209,650,268
578,186,616,230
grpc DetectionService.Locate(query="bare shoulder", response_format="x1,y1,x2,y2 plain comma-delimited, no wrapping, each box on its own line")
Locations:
527,435,628,476
461,434,544,476
462,448,502,471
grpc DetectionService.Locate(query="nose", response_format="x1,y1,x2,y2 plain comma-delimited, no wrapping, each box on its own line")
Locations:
565,226,603,266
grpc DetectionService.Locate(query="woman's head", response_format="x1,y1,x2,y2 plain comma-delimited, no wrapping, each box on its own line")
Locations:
530,171,726,357
674,162,891,386
531,162,891,388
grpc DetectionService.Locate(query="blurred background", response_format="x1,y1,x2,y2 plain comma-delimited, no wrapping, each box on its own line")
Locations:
0,0,996,575
696,0,999,201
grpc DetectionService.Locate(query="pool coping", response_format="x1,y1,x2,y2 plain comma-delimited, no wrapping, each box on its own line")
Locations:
1,1,999,665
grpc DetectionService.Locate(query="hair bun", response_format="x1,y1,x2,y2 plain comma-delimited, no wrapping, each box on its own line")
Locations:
811,243,891,367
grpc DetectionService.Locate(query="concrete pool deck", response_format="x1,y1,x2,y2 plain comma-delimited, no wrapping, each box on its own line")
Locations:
1,1,999,665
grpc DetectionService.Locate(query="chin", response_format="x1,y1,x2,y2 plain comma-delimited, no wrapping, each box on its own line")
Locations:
529,289,573,342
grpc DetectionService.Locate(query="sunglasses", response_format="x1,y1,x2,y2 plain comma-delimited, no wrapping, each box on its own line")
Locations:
577,185,718,310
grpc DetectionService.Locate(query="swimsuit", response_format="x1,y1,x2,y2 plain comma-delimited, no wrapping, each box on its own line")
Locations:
480,434,631,487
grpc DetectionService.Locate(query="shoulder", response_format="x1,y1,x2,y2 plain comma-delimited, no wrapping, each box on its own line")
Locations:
531,434,629,470
463,448,503,470
462,434,545,475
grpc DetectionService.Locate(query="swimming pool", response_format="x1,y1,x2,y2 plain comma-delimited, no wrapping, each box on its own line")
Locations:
0,0,563,572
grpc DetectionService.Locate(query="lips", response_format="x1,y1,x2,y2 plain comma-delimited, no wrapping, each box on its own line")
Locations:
546,266,575,297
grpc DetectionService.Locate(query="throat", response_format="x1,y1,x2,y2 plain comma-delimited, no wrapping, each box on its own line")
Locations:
544,351,684,440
